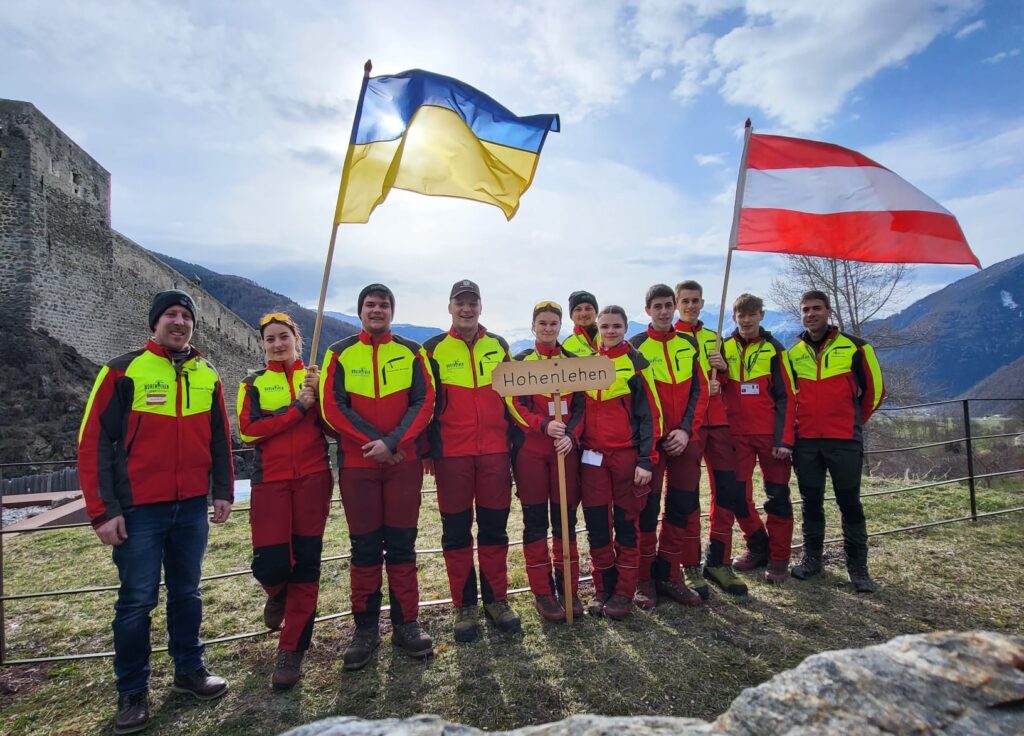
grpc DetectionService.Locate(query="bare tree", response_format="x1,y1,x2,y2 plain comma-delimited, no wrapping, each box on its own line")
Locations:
768,256,915,349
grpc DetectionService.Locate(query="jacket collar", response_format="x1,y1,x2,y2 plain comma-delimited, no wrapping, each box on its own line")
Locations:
266,357,305,373
145,338,199,361
573,323,599,348
448,325,487,343
535,341,562,357
731,326,769,346
645,324,675,342
674,318,700,334
599,341,631,359
799,326,838,350
359,329,394,345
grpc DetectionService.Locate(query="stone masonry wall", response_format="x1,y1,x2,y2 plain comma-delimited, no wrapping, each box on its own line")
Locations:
0,98,263,395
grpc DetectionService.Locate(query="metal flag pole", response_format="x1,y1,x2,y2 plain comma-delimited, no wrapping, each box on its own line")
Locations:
308,59,373,367
712,119,753,375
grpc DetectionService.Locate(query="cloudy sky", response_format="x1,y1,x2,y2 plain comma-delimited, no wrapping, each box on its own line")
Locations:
3,0,1022,335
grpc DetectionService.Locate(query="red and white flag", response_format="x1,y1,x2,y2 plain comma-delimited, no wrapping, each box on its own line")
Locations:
736,133,980,267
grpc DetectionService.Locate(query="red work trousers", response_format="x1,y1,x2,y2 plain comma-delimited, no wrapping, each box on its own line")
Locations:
705,425,764,566
250,469,333,652
435,453,512,608
339,460,423,627
581,448,648,599
639,435,706,581
513,447,581,597
734,434,793,562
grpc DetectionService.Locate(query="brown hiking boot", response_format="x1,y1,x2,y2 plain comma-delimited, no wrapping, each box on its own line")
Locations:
263,590,286,630
633,580,658,610
732,548,769,571
484,600,522,633
656,578,702,606
342,625,381,670
587,591,609,616
172,666,229,700
113,691,149,735
392,621,434,658
765,559,789,585
271,649,303,690
558,589,584,619
453,605,480,643
603,594,633,620
791,553,823,580
534,595,566,622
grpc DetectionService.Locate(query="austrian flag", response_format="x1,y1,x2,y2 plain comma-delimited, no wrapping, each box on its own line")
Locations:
736,133,980,267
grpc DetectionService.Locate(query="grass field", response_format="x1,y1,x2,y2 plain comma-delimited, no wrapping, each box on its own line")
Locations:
2,472,1023,736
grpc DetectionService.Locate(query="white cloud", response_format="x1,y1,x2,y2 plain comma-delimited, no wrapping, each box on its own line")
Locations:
982,48,1021,64
695,153,726,166
710,0,978,132
944,179,1024,268
955,19,985,38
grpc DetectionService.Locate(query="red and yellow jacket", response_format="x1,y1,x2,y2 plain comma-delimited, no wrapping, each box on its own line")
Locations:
582,341,663,470
675,319,730,427
561,324,600,357
236,359,330,484
421,327,512,457
77,340,234,525
320,331,435,468
787,327,885,442
630,326,707,442
722,328,796,447
506,342,586,457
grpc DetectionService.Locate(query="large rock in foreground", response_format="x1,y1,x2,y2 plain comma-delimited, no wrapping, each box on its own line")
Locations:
281,631,1024,736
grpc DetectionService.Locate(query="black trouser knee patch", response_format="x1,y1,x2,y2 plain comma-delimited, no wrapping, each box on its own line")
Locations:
251,542,290,587
583,506,610,549
639,490,661,532
521,503,549,544
663,487,689,527
383,525,417,566
549,502,577,540
441,509,473,551
350,529,384,568
764,482,792,518
291,534,324,584
477,506,510,547
612,505,637,548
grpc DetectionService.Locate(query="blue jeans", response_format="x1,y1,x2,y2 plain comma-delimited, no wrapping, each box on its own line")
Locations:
111,496,209,695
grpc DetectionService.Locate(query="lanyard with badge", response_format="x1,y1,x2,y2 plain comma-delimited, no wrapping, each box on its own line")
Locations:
741,340,767,395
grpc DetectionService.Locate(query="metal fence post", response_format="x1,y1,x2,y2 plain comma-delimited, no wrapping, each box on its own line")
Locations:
963,400,977,521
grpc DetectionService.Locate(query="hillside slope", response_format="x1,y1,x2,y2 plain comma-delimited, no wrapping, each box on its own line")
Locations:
154,253,358,364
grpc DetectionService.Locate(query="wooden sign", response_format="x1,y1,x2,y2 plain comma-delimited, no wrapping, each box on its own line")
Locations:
491,355,615,397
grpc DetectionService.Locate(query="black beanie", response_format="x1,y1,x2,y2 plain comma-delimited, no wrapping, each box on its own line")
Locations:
358,283,395,314
149,289,198,331
568,290,598,313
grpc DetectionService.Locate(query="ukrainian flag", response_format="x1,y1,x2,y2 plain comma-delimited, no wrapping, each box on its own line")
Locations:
335,69,560,223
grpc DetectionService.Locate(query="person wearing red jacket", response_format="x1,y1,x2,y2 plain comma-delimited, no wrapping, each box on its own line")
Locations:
562,290,600,356
420,279,520,642
320,284,436,668
506,301,586,622
721,294,796,585
630,284,708,608
787,290,885,593
236,312,332,688
674,280,750,598
78,290,232,734
581,305,662,620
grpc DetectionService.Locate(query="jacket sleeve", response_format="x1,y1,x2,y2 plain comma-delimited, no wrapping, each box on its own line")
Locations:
508,393,547,434
209,379,235,502
679,354,708,437
236,379,307,445
319,346,383,444
77,366,128,525
630,365,663,471
566,390,586,442
382,351,436,452
854,342,885,424
769,348,796,448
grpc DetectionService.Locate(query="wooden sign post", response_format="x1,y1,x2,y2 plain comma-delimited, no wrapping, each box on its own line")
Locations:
491,355,614,623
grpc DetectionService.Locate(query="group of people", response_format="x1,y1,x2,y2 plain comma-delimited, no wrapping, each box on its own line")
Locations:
78,278,884,734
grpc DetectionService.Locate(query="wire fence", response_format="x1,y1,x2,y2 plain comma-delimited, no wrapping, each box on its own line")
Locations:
1,397,1022,666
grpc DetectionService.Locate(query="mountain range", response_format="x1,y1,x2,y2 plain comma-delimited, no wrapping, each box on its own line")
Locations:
156,252,1023,405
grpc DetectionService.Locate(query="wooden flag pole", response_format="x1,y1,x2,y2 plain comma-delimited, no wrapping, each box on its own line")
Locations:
308,59,373,367
712,119,753,375
552,390,574,623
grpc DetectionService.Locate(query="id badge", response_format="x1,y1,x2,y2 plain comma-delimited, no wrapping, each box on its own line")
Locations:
581,449,604,466
548,400,568,416
741,382,760,396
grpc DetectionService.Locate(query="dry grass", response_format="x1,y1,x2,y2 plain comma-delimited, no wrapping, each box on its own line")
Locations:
2,473,1023,735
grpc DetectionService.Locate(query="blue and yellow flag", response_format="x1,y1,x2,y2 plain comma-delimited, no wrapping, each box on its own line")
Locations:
334,69,560,223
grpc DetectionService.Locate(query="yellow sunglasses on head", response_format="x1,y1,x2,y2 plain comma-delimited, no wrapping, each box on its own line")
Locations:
259,312,293,327
533,300,562,315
